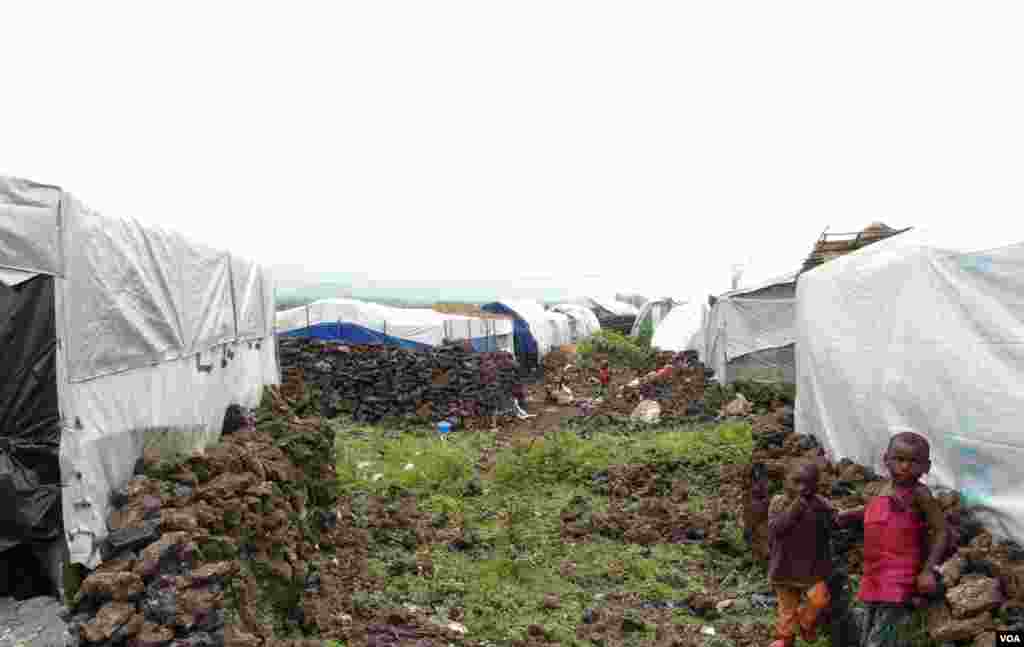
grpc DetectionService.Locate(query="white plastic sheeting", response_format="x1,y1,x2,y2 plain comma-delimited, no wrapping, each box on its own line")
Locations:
62,340,277,567
651,300,706,356
796,230,1024,544
570,296,639,317
1,175,280,568
705,273,796,384
550,303,602,341
542,310,573,349
275,298,514,352
630,298,679,337
0,177,64,275
495,299,556,356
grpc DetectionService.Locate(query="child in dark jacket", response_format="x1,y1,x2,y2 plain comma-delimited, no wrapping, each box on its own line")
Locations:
767,460,834,647
838,431,949,647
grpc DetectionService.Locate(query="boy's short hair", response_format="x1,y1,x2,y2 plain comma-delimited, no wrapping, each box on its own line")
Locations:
886,432,931,459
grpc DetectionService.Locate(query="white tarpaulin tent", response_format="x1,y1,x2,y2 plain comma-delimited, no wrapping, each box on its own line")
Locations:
630,298,680,337
541,310,573,349
275,298,514,353
0,175,279,569
550,303,602,341
651,300,707,357
705,272,797,384
570,296,639,317
796,230,1024,543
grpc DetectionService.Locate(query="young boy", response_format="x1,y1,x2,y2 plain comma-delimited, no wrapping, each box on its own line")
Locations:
839,431,949,647
767,460,834,647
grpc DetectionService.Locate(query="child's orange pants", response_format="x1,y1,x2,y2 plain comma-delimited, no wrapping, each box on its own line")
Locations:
774,580,830,640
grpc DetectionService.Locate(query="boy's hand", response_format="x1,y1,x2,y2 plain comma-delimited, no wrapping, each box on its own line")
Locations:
916,570,938,595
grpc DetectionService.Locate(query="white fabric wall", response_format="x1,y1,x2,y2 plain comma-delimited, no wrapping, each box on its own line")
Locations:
61,339,278,568
796,230,1024,543
550,303,602,341
651,300,706,356
705,276,796,384
1,182,284,568
630,299,677,337
0,177,64,275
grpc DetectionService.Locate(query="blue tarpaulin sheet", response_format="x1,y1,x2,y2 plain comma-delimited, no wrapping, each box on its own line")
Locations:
480,302,538,359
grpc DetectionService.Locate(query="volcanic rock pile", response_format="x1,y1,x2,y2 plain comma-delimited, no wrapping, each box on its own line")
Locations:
279,338,521,426
61,383,337,647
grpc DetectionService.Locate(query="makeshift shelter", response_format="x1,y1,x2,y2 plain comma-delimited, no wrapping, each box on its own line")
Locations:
651,300,707,358
570,296,639,318
480,299,553,366
549,303,602,342
0,176,279,575
704,272,796,384
630,298,680,337
796,229,1024,543
275,298,514,353
541,310,573,349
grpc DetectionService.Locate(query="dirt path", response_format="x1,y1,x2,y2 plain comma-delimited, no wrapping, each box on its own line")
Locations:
477,397,579,479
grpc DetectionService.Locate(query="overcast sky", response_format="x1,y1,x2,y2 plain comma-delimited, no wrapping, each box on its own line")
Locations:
3,2,1023,300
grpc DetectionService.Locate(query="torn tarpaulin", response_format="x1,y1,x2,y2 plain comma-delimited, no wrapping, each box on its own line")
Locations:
0,274,61,552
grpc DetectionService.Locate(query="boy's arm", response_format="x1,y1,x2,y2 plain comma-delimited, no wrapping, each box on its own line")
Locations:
834,505,865,527
767,494,804,538
915,486,949,572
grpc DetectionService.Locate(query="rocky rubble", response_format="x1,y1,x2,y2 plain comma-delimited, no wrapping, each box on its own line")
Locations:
742,405,1024,646
60,380,338,647
279,337,522,427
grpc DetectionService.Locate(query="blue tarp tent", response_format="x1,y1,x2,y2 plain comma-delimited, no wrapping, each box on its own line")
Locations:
480,299,552,366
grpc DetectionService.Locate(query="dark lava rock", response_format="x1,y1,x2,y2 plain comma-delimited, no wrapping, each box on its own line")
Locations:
304,571,321,594
751,592,777,609
142,578,177,626
831,480,855,498
685,527,705,541
101,519,162,560
582,608,596,624
797,434,819,450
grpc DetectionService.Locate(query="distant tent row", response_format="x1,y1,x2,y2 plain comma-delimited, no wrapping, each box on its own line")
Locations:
276,298,515,354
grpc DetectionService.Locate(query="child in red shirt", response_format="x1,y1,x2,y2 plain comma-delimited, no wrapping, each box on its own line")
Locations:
598,361,611,398
838,432,949,647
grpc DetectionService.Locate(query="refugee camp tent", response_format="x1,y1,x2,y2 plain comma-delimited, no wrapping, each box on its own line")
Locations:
796,229,1024,543
704,272,796,384
275,298,514,353
0,176,279,575
549,303,601,342
630,298,680,337
539,310,572,349
480,299,553,365
651,300,707,358
570,296,639,318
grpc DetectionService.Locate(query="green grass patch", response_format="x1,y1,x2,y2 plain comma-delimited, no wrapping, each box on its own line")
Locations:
331,417,771,644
